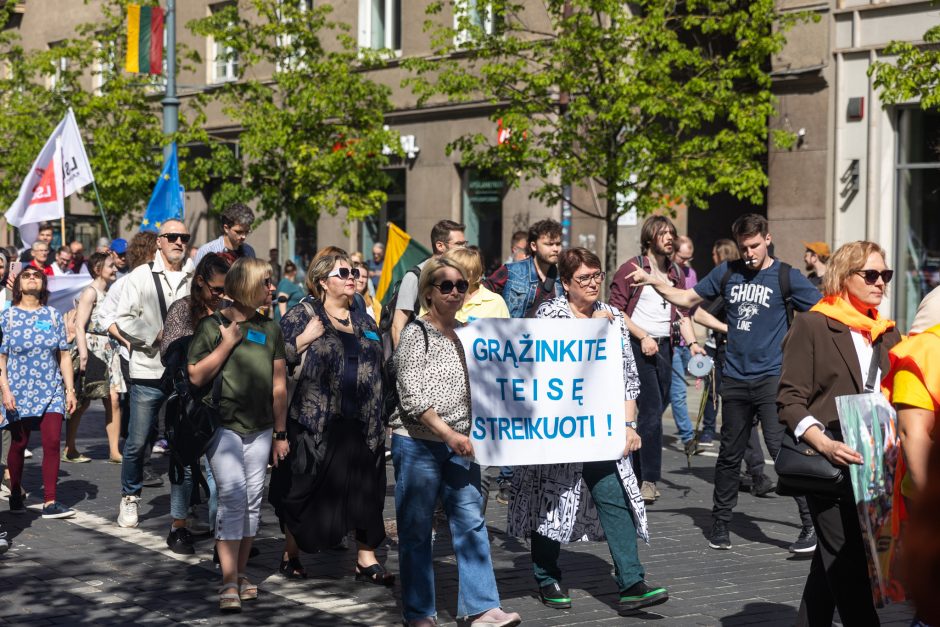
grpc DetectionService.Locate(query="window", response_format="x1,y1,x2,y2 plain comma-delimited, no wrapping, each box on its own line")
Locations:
895,108,940,329
462,169,504,273
93,39,117,95
358,0,401,53
276,0,313,72
209,2,238,83
454,0,498,47
47,41,68,90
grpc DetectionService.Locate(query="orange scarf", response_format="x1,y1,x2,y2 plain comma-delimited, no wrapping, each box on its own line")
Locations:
810,295,896,342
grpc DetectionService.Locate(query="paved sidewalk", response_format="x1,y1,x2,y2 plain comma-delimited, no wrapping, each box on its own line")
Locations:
0,395,915,626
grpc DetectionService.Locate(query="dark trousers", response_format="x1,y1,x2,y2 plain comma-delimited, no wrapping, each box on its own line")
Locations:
712,376,812,527
629,337,671,484
531,460,644,592
797,486,879,626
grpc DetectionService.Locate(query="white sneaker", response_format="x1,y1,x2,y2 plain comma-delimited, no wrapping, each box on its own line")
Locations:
0,531,8,554
117,495,140,528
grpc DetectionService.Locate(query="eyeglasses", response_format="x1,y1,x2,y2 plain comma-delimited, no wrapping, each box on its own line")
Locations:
263,278,274,287
20,271,43,279
158,233,191,244
572,271,606,287
327,267,360,280
433,279,470,294
206,285,225,296
677,254,693,263
854,269,894,285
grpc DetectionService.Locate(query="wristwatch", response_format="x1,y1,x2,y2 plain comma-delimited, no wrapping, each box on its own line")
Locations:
625,421,638,430
273,431,288,441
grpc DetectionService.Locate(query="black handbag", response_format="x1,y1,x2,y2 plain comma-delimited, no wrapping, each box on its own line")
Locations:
775,342,881,498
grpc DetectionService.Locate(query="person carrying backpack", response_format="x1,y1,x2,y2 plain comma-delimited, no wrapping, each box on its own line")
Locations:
628,214,821,554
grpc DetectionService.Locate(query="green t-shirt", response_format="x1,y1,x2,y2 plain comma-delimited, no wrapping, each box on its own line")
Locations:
187,311,286,435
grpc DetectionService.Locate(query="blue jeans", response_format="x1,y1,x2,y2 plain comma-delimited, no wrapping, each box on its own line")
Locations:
670,346,693,443
392,435,501,621
169,457,218,526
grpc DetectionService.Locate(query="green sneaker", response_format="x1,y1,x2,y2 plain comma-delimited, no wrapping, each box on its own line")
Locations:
619,580,668,613
538,582,572,609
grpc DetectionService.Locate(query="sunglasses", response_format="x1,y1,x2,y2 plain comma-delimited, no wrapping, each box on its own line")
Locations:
20,271,43,279
327,267,361,280
854,269,894,285
158,233,191,244
433,279,470,294
206,285,225,296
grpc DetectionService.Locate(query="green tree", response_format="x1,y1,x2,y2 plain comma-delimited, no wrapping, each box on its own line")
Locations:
0,1,213,234
189,0,400,226
871,26,940,109
406,0,802,272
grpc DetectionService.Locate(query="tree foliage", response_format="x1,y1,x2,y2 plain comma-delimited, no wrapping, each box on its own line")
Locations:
871,25,940,109
0,1,211,233
405,0,803,271
188,0,401,225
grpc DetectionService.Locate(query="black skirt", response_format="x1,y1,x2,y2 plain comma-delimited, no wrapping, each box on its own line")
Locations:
269,418,386,552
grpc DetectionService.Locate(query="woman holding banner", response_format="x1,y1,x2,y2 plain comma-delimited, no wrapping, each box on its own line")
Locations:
391,256,521,627
507,247,668,615
777,241,900,625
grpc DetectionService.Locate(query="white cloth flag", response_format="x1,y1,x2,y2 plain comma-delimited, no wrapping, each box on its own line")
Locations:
5,108,95,246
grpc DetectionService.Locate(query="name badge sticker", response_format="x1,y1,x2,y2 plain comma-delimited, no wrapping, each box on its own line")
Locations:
363,330,380,341
35,320,52,332
246,329,266,345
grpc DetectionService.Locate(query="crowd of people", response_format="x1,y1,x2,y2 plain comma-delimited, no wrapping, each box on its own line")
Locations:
0,206,938,626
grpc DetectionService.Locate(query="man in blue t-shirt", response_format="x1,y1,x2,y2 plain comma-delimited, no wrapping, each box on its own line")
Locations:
629,214,821,554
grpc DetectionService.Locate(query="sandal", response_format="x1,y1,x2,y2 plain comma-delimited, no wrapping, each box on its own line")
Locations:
106,456,123,464
61,452,92,463
219,583,241,613
279,556,308,579
237,574,258,601
355,562,395,587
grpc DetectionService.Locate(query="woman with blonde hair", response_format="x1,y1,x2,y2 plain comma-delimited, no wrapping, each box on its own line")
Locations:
441,247,509,323
391,256,520,627
270,252,391,585
188,257,287,612
778,240,900,625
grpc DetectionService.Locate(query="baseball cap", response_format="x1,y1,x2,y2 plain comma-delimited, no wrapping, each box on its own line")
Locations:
111,238,128,255
803,241,830,258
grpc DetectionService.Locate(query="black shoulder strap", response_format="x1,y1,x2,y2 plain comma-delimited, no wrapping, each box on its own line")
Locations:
778,261,794,327
149,262,168,322
865,342,882,393
719,260,741,296
412,318,430,353
209,312,227,407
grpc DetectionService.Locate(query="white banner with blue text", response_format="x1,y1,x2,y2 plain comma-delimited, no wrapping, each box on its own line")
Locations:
456,317,627,466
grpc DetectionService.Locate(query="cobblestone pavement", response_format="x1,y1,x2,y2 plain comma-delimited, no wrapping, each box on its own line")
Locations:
0,390,915,626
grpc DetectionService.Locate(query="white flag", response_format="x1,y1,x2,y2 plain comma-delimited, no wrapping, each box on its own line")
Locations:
5,108,95,247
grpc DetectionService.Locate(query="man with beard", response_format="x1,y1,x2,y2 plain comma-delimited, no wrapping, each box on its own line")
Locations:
114,221,195,539
484,219,565,503
628,214,820,554
610,216,704,504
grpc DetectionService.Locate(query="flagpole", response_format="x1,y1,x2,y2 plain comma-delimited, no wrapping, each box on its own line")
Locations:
162,0,178,163
90,179,113,241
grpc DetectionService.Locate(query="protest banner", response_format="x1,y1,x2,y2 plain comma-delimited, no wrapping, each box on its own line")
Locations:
837,392,906,607
455,317,626,466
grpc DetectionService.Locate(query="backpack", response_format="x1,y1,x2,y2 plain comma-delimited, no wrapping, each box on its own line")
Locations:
382,318,429,420
718,259,794,327
165,313,226,491
378,265,422,360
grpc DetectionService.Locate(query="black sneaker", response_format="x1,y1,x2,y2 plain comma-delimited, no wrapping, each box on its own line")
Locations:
41,502,76,519
789,525,817,554
167,527,195,555
496,485,511,505
142,470,164,488
8,492,26,515
738,472,754,493
708,520,731,550
618,580,668,613
538,582,572,609
752,474,777,498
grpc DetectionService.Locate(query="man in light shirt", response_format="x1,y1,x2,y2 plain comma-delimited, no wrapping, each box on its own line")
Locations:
194,203,256,264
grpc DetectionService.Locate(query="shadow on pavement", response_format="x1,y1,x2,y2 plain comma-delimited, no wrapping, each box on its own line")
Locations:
720,600,798,625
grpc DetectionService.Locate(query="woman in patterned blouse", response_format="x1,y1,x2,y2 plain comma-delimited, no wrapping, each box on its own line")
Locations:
507,247,668,616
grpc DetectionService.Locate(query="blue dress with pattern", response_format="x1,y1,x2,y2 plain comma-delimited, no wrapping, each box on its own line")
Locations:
0,306,69,427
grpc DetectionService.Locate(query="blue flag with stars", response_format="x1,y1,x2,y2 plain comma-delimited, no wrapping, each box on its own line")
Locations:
141,142,184,232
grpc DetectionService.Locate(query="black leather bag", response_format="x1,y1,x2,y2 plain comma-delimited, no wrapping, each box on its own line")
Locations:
775,342,881,498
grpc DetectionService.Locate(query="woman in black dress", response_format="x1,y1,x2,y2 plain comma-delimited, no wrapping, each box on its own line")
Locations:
270,251,391,585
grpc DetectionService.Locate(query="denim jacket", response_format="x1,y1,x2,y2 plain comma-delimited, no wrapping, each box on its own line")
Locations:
499,257,564,319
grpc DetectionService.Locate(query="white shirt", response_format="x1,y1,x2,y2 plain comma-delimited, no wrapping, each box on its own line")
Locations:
795,328,880,439
114,253,194,380
50,263,73,276
194,236,256,265
630,285,672,338
97,274,130,361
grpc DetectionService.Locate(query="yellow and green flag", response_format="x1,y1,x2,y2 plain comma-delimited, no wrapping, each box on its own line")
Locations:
125,4,165,75
376,223,432,305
